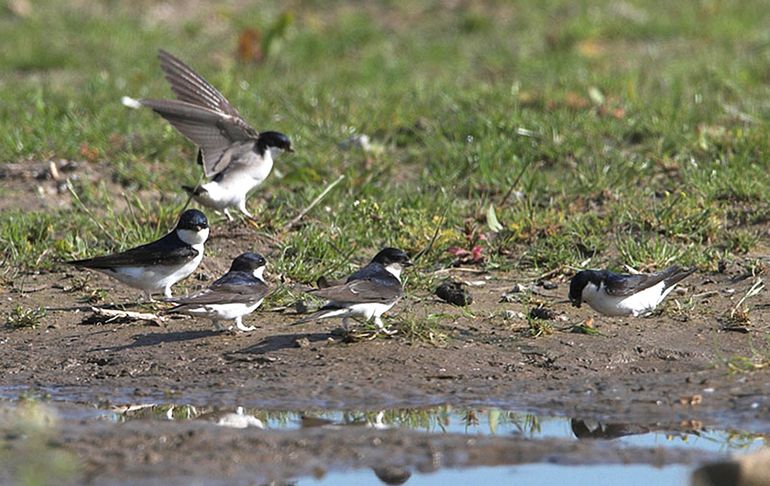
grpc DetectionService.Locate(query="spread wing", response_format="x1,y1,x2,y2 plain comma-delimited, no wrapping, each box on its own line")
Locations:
69,236,198,269
169,279,268,309
310,278,402,305
136,99,257,177
604,266,692,297
158,50,245,119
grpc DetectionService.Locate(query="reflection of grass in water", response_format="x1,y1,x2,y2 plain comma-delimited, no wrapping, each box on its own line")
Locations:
116,402,546,436
685,429,769,452
0,400,79,486
108,402,770,452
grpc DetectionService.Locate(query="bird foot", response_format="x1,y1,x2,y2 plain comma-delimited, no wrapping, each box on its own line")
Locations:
235,322,256,332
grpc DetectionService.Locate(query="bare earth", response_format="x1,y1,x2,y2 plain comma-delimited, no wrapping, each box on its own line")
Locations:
2,167,770,484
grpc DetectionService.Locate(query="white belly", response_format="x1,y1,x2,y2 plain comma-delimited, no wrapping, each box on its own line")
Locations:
196,159,273,209
583,281,671,317
348,302,396,320
181,300,263,321
105,249,203,293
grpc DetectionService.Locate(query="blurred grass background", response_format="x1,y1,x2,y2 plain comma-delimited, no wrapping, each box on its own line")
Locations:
1,0,770,282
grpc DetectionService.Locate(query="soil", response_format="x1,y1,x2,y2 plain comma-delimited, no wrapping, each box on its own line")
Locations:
2,164,770,484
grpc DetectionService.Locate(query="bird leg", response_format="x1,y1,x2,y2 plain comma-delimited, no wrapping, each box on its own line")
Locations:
223,208,234,222
235,316,256,332
163,287,173,299
374,317,398,336
143,290,156,303
237,200,253,219
212,320,229,332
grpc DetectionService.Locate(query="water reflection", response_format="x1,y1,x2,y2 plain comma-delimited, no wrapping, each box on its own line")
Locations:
109,403,768,453
372,466,412,485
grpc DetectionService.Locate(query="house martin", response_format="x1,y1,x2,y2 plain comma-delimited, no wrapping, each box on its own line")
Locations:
569,266,695,317
294,248,413,335
122,49,293,220
166,252,268,332
68,209,209,301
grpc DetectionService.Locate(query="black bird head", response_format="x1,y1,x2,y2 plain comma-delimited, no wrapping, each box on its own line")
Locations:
569,270,603,307
229,252,267,273
372,247,413,268
258,131,293,153
177,209,209,232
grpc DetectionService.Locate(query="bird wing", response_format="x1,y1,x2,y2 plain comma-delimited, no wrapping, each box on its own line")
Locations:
158,49,245,120
169,279,268,309
603,266,692,296
136,99,257,177
310,278,402,305
69,235,198,269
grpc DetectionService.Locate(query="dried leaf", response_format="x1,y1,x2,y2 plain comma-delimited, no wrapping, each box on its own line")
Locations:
237,28,263,63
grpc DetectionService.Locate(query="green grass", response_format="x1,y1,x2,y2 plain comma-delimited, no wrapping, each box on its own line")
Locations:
1,0,770,287
4,305,46,330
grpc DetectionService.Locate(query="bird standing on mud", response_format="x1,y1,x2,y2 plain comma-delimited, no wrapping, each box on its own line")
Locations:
294,248,413,335
166,252,269,332
122,50,293,220
67,209,209,301
568,266,695,317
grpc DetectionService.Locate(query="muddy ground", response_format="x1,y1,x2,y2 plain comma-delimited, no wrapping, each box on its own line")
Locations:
2,168,770,484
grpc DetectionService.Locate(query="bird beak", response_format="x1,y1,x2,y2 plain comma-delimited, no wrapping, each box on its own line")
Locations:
404,259,414,267
195,224,208,231
286,147,295,153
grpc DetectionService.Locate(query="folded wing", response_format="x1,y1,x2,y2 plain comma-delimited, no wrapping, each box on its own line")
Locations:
310,278,402,305
69,237,198,269
604,266,693,296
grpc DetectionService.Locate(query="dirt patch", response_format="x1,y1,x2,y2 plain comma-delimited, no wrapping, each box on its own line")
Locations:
3,169,770,483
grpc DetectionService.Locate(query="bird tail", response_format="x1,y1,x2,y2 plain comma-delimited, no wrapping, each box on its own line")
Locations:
66,257,98,269
182,185,204,197
663,266,696,288
121,96,143,109
291,308,349,326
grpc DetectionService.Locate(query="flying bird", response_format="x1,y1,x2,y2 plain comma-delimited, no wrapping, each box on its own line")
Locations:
122,50,293,220
568,266,695,317
294,248,413,335
166,252,269,332
68,209,209,301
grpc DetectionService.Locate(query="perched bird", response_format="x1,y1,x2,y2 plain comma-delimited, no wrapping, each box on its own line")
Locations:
569,266,695,317
68,209,209,301
166,252,269,332
294,248,413,335
122,50,293,220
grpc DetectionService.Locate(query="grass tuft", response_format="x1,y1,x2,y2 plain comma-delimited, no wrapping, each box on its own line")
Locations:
5,305,47,330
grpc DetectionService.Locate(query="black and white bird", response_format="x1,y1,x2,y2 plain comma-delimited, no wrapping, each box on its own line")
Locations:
166,252,268,332
294,248,413,335
122,50,293,220
568,266,695,317
68,209,209,301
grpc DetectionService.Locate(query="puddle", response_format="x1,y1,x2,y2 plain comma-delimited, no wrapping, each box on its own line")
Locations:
304,464,693,486
1,391,767,485
106,403,767,455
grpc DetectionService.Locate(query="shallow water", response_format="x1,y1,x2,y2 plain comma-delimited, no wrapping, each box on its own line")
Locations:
0,386,766,485
307,464,693,486
111,404,767,454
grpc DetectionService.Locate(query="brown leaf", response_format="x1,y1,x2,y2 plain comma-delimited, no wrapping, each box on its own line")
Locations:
237,28,263,63
79,143,101,163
